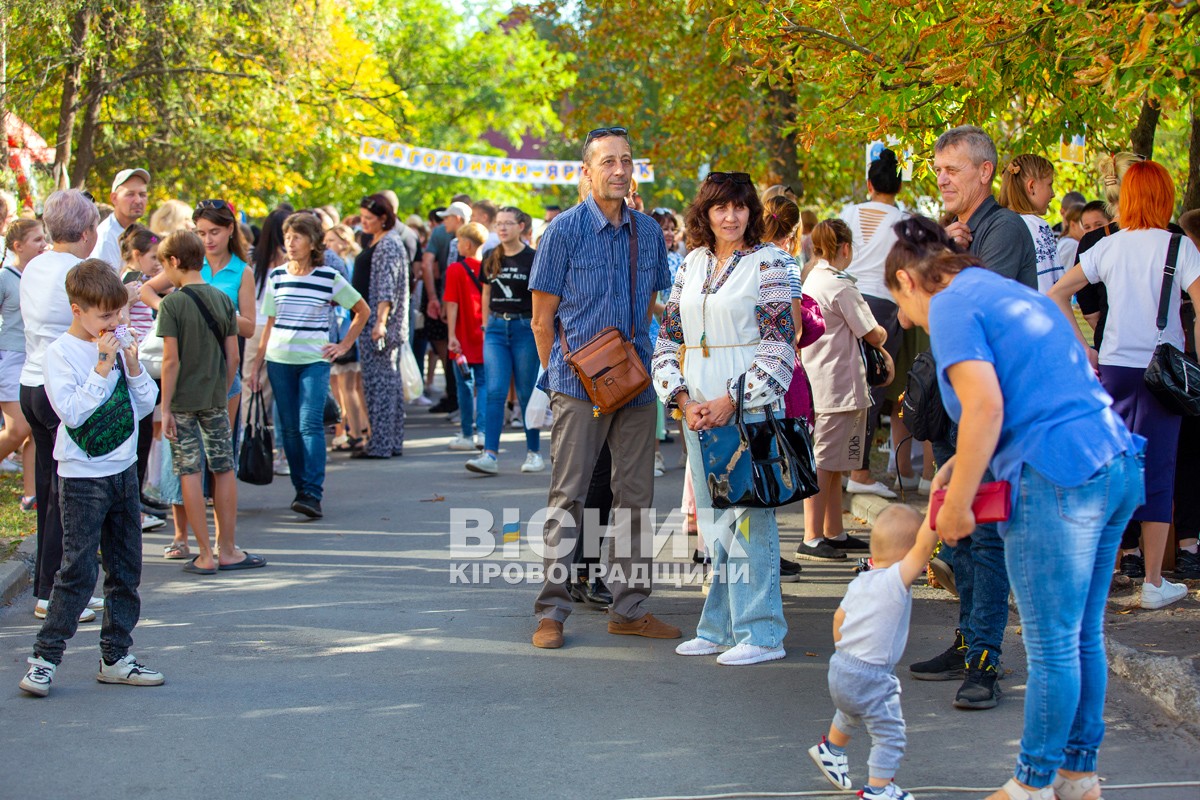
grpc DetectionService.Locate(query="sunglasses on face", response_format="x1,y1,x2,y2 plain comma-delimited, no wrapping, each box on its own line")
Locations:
583,126,628,148
704,172,753,186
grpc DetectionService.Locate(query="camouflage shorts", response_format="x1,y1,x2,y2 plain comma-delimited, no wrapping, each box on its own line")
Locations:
171,407,234,476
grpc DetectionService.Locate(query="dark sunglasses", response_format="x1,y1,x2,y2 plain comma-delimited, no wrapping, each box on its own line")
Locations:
196,199,233,213
361,197,388,216
705,172,753,186
584,126,628,147
651,207,675,216
81,190,95,202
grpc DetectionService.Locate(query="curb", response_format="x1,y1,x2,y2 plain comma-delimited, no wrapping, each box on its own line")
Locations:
846,491,1200,726
0,535,36,608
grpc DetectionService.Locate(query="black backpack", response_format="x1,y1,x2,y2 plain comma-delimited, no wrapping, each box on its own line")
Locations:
898,351,950,443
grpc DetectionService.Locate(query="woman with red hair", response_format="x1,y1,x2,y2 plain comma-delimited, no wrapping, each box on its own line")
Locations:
1050,160,1200,611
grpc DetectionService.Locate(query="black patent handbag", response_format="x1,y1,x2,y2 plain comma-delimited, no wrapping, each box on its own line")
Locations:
697,375,820,509
1144,234,1200,417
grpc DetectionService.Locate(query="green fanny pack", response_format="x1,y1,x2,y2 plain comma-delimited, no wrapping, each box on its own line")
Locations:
66,357,135,458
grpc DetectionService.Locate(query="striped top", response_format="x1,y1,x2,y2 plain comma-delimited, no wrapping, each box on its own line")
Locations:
528,195,671,406
263,264,362,365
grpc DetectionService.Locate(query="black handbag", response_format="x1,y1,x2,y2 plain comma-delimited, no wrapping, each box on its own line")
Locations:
860,340,891,387
324,392,343,427
697,375,820,509
1144,233,1200,417
898,351,951,443
237,390,274,485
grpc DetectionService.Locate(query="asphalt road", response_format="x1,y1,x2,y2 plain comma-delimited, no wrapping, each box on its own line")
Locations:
1,410,1196,800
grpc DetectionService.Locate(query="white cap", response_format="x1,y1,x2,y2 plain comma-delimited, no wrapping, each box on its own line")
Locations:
438,201,472,221
111,168,150,193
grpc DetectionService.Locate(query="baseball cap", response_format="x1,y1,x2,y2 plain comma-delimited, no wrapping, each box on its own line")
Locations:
111,168,150,193
438,201,472,221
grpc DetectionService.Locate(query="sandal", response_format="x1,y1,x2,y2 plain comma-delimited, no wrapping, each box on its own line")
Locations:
1053,773,1102,800
997,779,1055,800
333,436,362,452
163,542,190,560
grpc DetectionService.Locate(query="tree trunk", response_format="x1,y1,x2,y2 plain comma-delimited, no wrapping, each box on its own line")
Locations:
52,5,91,190
766,85,800,192
70,7,114,189
1130,95,1160,159
1184,99,1200,213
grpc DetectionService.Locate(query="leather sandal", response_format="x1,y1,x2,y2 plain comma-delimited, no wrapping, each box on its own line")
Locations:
998,779,1054,800
1053,773,1102,800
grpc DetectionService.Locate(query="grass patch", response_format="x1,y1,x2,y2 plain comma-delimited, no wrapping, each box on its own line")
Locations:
0,473,35,562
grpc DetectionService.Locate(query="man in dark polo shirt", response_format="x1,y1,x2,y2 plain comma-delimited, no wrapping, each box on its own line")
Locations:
908,125,1036,710
527,127,679,649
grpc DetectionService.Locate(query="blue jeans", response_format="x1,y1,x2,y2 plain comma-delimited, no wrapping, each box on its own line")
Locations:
267,360,331,501
455,362,486,439
483,317,541,456
1005,451,1143,788
684,425,786,648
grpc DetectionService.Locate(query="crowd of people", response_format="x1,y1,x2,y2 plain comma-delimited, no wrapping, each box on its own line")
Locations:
1,121,1198,800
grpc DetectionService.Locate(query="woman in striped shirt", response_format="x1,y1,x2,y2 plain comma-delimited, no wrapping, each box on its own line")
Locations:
248,213,369,518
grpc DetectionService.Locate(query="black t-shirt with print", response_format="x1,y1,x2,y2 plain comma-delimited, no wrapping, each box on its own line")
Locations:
487,246,535,316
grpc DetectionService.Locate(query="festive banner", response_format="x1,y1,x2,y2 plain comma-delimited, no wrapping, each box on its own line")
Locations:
359,137,655,185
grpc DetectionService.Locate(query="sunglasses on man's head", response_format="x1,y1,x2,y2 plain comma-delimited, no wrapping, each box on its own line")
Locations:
584,126,628,147
705,172,753,186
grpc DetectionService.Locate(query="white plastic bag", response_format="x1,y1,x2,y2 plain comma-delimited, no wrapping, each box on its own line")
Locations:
399,342,424,402
525,368,553,430
139,316,164,380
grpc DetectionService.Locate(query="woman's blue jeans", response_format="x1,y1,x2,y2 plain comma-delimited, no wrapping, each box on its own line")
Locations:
267,360,331,502
683,424,786,648
483,316,541,456
455,362,486,439
1005,450,1143,788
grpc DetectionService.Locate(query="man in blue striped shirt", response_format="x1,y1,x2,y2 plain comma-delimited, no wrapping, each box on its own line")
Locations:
528,128,678,649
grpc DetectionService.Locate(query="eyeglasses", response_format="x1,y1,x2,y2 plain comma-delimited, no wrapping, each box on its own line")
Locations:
361,197,388,216
583,126,628,147
705,172,753,186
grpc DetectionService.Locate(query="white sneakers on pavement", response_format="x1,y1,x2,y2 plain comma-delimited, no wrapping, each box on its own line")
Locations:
808,737,852,791
448,435,478,451
653,451,666,477
34,599,96,623
845,478,897,499
465,453,498,475
716,643,786,666
1141,578,1189,609
520,452,545,473
19,657,55,696
141,513,166,531
675,637,722,656
97,654,166,687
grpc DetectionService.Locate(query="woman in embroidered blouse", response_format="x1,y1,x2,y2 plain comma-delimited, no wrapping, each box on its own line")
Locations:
652,172,796,667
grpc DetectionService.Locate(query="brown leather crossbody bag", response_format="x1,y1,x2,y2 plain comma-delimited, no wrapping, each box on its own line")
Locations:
557,215,651,415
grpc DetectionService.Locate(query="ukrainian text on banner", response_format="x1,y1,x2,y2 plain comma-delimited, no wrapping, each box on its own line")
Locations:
359,137,655,185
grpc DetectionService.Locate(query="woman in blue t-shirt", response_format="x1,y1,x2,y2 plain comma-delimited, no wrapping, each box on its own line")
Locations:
884,216,1142,800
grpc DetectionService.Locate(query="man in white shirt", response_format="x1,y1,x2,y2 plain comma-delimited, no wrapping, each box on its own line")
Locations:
90,168,150,271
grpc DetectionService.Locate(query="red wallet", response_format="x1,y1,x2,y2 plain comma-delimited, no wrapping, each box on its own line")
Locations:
929,481,1012,531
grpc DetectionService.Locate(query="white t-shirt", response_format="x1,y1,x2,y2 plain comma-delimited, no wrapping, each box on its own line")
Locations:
1056,236,1079,274
840,201,907,300
43,333,158,478
1022,214,1062,293
837,562,912,667
19,250,79,387
1079,229,1200,369
90,213,128,272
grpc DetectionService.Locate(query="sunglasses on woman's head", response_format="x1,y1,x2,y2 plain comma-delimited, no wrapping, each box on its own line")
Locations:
360,198,388,216
583,126,628,147
705,172,753,186
196,199,232,212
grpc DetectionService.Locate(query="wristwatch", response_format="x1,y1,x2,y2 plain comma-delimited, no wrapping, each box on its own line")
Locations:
98,352,109,362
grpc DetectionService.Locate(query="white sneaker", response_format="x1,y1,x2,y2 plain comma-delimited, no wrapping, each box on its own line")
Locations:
918,477,933,496
19,656,55,697
34,599,96,623
411,394,434,407
894,473,920,491
448,435,477,451
473,433,485,449
446,409,461,424
808,737,852,791
141,513,166,531
653,451,666,477
510,409,524,428
0,457,21,473
96,653,165,686
845,478,897,499
1141,578,1189,610
87,596,105,611
465,453,498,475
675,637,721,656
520,452,545,473
273,455,290,476
716,643,786,666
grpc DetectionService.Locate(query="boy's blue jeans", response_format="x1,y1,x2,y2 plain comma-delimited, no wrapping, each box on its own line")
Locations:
1005,451,1142,788
34,465,143,665
268,360,331,501
455,362,486,440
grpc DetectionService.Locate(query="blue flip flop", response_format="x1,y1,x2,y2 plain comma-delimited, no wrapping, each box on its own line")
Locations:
218,553,267,571
182,557,217,575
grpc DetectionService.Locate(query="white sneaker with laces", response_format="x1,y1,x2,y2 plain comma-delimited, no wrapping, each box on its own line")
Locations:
716,642,786,666
97,653,165,686
1141,578,1189,610
465,453,499,475
845,478,897,499
448,435,477,451
520,452,545,473
34,599,96,623
675,637,721,656
141,513,166,531
473,433,485,449
19,656,56,697
87,596,105,611
807,737,852,791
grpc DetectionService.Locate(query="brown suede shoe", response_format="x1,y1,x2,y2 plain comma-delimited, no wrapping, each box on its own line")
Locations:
532,618,564,649
607,612,682,639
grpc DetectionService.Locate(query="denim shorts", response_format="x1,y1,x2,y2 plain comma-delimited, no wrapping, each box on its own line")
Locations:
172,407,234,475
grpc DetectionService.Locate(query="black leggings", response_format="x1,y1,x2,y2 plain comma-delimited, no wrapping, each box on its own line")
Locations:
20,384,64,601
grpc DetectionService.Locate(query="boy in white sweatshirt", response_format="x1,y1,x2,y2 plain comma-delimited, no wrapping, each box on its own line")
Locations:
19,259,161,697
